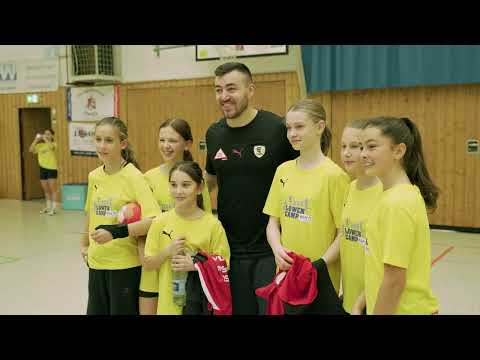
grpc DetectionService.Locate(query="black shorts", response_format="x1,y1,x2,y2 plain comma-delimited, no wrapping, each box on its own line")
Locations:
139,290,158,298
87,266,142,315
228,254,276,315
39,167,57,180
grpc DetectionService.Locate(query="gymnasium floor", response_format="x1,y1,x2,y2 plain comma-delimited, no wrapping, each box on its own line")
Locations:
0,199,478,315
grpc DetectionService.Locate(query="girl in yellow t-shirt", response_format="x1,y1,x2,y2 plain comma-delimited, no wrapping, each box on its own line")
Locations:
143,161,230,315
360,116,439,315
81,116,160,315
339,119,382,315
139,118,212,315
263,99,350,296
29,129,59,215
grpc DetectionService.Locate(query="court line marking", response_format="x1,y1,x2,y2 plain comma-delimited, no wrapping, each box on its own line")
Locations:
431,245,455,267
0,256,21,265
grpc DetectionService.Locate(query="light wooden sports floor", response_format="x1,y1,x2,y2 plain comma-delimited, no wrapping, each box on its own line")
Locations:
0,199,478,315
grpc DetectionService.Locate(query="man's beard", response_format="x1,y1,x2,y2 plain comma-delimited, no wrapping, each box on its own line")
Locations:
224,100,248,119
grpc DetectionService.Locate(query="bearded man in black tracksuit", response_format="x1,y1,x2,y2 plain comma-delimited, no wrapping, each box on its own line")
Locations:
205,62,298,315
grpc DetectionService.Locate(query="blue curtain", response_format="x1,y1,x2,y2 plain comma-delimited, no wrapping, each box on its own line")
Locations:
302,45,480,93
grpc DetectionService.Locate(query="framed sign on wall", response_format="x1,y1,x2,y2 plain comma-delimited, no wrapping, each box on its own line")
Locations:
196,45,288,61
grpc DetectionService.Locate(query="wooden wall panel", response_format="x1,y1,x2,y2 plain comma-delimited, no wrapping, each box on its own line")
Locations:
310,84,480,228
441,87,457,227
1,73,299,200
0,88,101,199
314,88,390,165
473,86,480,227
124,72,299,210
2,72,477,229
0,96,20,198
126,86,216,172
452,86,465,226
124,72,299,173
427,87,446,225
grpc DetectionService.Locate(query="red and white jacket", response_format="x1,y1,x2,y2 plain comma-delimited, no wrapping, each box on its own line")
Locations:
193,251,232,316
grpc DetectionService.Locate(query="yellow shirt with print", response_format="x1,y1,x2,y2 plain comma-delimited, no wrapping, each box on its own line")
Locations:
263,158,350,292
84,163,161,270
140,166,213,293
340,179,383,314
35,142,57,170
144,209,230,315
364,184,439,315
144,167,212,213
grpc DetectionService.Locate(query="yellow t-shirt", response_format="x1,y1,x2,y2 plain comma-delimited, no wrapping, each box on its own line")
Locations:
144,166,212,213
144,209,230,315
35,142,57,170
364,184,439,315
84,163,161,270
340,179,383,314
141,166,212,294
263,158,350,292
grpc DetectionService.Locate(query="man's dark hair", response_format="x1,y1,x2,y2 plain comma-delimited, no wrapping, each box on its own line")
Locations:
214,62,253,84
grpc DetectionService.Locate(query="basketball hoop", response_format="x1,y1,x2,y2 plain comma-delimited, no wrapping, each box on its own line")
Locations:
215,45,239,62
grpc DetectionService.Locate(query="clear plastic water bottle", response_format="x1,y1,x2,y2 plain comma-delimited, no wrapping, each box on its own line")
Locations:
172,251,187,307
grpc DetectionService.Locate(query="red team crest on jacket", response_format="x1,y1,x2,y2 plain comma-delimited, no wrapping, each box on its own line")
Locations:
194,252,232,315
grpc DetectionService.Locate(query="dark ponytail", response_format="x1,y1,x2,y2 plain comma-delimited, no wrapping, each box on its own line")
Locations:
96,116,140,170
401,117,439,211
121,146,139,170
363,116,439,211
183,149,194,161
158,118,194,161
169,160,205,210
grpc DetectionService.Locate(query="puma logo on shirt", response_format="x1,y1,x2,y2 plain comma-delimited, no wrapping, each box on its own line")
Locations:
163,230,174,240
232,148,243,158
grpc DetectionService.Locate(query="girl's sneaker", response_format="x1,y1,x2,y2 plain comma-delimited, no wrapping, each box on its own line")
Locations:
47,208,57,216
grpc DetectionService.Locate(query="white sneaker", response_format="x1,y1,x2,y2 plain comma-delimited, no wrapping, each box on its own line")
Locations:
47,208,57,216
40,207,50,214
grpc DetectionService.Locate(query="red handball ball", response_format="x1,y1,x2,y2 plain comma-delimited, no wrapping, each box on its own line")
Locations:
117,203,142,224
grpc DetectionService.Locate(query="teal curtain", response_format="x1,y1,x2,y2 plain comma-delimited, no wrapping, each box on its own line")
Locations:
302,45,480,93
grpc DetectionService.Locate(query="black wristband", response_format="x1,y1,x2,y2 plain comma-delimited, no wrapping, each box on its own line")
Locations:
95,224,129,239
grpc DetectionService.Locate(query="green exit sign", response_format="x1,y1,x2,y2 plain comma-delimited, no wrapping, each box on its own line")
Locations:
26,94,39,104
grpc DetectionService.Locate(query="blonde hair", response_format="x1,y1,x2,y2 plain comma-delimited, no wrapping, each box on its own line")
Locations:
288,99,331,155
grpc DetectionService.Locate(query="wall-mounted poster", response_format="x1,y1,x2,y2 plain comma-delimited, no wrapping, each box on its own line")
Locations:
0,57,58,94
68,122,97,157
67,85,119,122
196,45,288,61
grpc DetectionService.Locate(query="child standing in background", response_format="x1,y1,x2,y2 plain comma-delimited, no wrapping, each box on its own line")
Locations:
29,129,59,215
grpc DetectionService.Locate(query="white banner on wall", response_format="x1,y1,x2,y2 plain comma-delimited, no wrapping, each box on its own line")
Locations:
68,122,97,157
67,85,119,122
0,57,59,94
196,45,288,61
